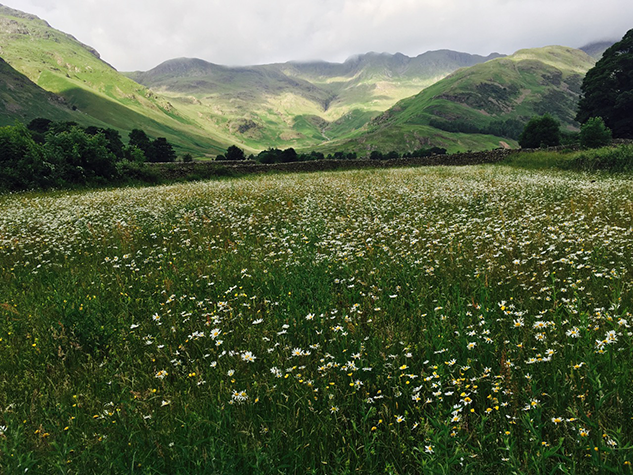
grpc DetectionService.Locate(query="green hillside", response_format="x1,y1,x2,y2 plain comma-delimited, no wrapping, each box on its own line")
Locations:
127,51,503,151
329,46,596,154
0,57,97,126
0,4,600,157
0,4,226,155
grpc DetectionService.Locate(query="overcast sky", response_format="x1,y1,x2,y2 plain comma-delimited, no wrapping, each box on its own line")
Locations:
4,0,632,71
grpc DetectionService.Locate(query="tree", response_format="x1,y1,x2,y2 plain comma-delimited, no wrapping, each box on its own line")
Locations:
579,117,612,149
86,127,125,158
26,118,52,144
519,115,561,148
257,149,281,164
225,145,245,161
128,129,152,160
151,137,177,162
0,122,49,190
43,127,119,182
576,29,633,138
280,148,297,163
125,145,146,163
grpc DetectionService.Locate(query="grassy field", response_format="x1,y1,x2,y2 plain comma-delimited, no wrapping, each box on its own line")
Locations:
1,162,632,473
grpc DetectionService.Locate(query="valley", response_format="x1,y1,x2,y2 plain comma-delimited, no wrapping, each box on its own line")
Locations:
0,4,610,156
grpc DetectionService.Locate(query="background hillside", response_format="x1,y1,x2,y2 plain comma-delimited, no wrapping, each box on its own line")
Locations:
0,4,606,157
0,57,92,126
0,4,225,155
322,46,596,154
126,51,503,151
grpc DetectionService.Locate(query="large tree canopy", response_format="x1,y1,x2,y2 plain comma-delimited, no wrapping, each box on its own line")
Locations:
576,29,633,138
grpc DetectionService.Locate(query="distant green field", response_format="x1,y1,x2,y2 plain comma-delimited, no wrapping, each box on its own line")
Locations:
1,161,632,473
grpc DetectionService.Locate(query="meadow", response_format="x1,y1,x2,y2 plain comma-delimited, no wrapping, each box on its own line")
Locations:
0,163,632,473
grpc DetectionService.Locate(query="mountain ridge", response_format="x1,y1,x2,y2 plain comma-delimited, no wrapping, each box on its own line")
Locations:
125,50,505,151
319,45,596,154
0,4,604,156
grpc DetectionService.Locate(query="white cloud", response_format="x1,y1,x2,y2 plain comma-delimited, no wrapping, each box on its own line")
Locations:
5,0,633,70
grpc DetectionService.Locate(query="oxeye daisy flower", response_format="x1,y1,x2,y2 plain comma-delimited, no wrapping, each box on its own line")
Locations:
155,370,168,380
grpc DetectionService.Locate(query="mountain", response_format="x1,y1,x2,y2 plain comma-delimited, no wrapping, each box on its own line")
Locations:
0,4,602,157
126,51,503,151
322,46,597,154
580,41,616,59
0,4,225,154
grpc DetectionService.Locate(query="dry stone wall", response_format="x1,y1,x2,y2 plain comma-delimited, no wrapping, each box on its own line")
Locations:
152,149,516,180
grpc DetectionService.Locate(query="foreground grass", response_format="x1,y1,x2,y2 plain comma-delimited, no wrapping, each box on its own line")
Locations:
1,165,632,473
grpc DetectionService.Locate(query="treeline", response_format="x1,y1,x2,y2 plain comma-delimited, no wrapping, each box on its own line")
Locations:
217,145,358,164
0,119,177,190
369,147,447,160
256,148,358,164
220,145,447,163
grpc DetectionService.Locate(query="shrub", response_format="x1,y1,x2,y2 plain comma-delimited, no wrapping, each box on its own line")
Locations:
579,117,612,149
519,115,561,148
572,145,633,172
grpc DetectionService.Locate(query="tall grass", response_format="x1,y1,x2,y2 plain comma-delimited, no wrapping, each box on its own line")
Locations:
500,144,633,174
0,165,632,473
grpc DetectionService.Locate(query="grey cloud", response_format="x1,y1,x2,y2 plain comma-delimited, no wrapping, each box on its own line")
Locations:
6,0,633,70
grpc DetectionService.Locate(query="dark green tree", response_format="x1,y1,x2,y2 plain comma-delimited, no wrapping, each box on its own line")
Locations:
280,148,297,163
257,149,280,164
579,117,612,149
43,127,119,182
49,121,79,134
125,145,146,163
519,115,561,148
151,137,177,162
333,151,345,160
0,122,50,190
306,151,325,161
128,129,152,160
225,145,246,161
576,29,633,138
86,127,125,158
26,118,53,144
